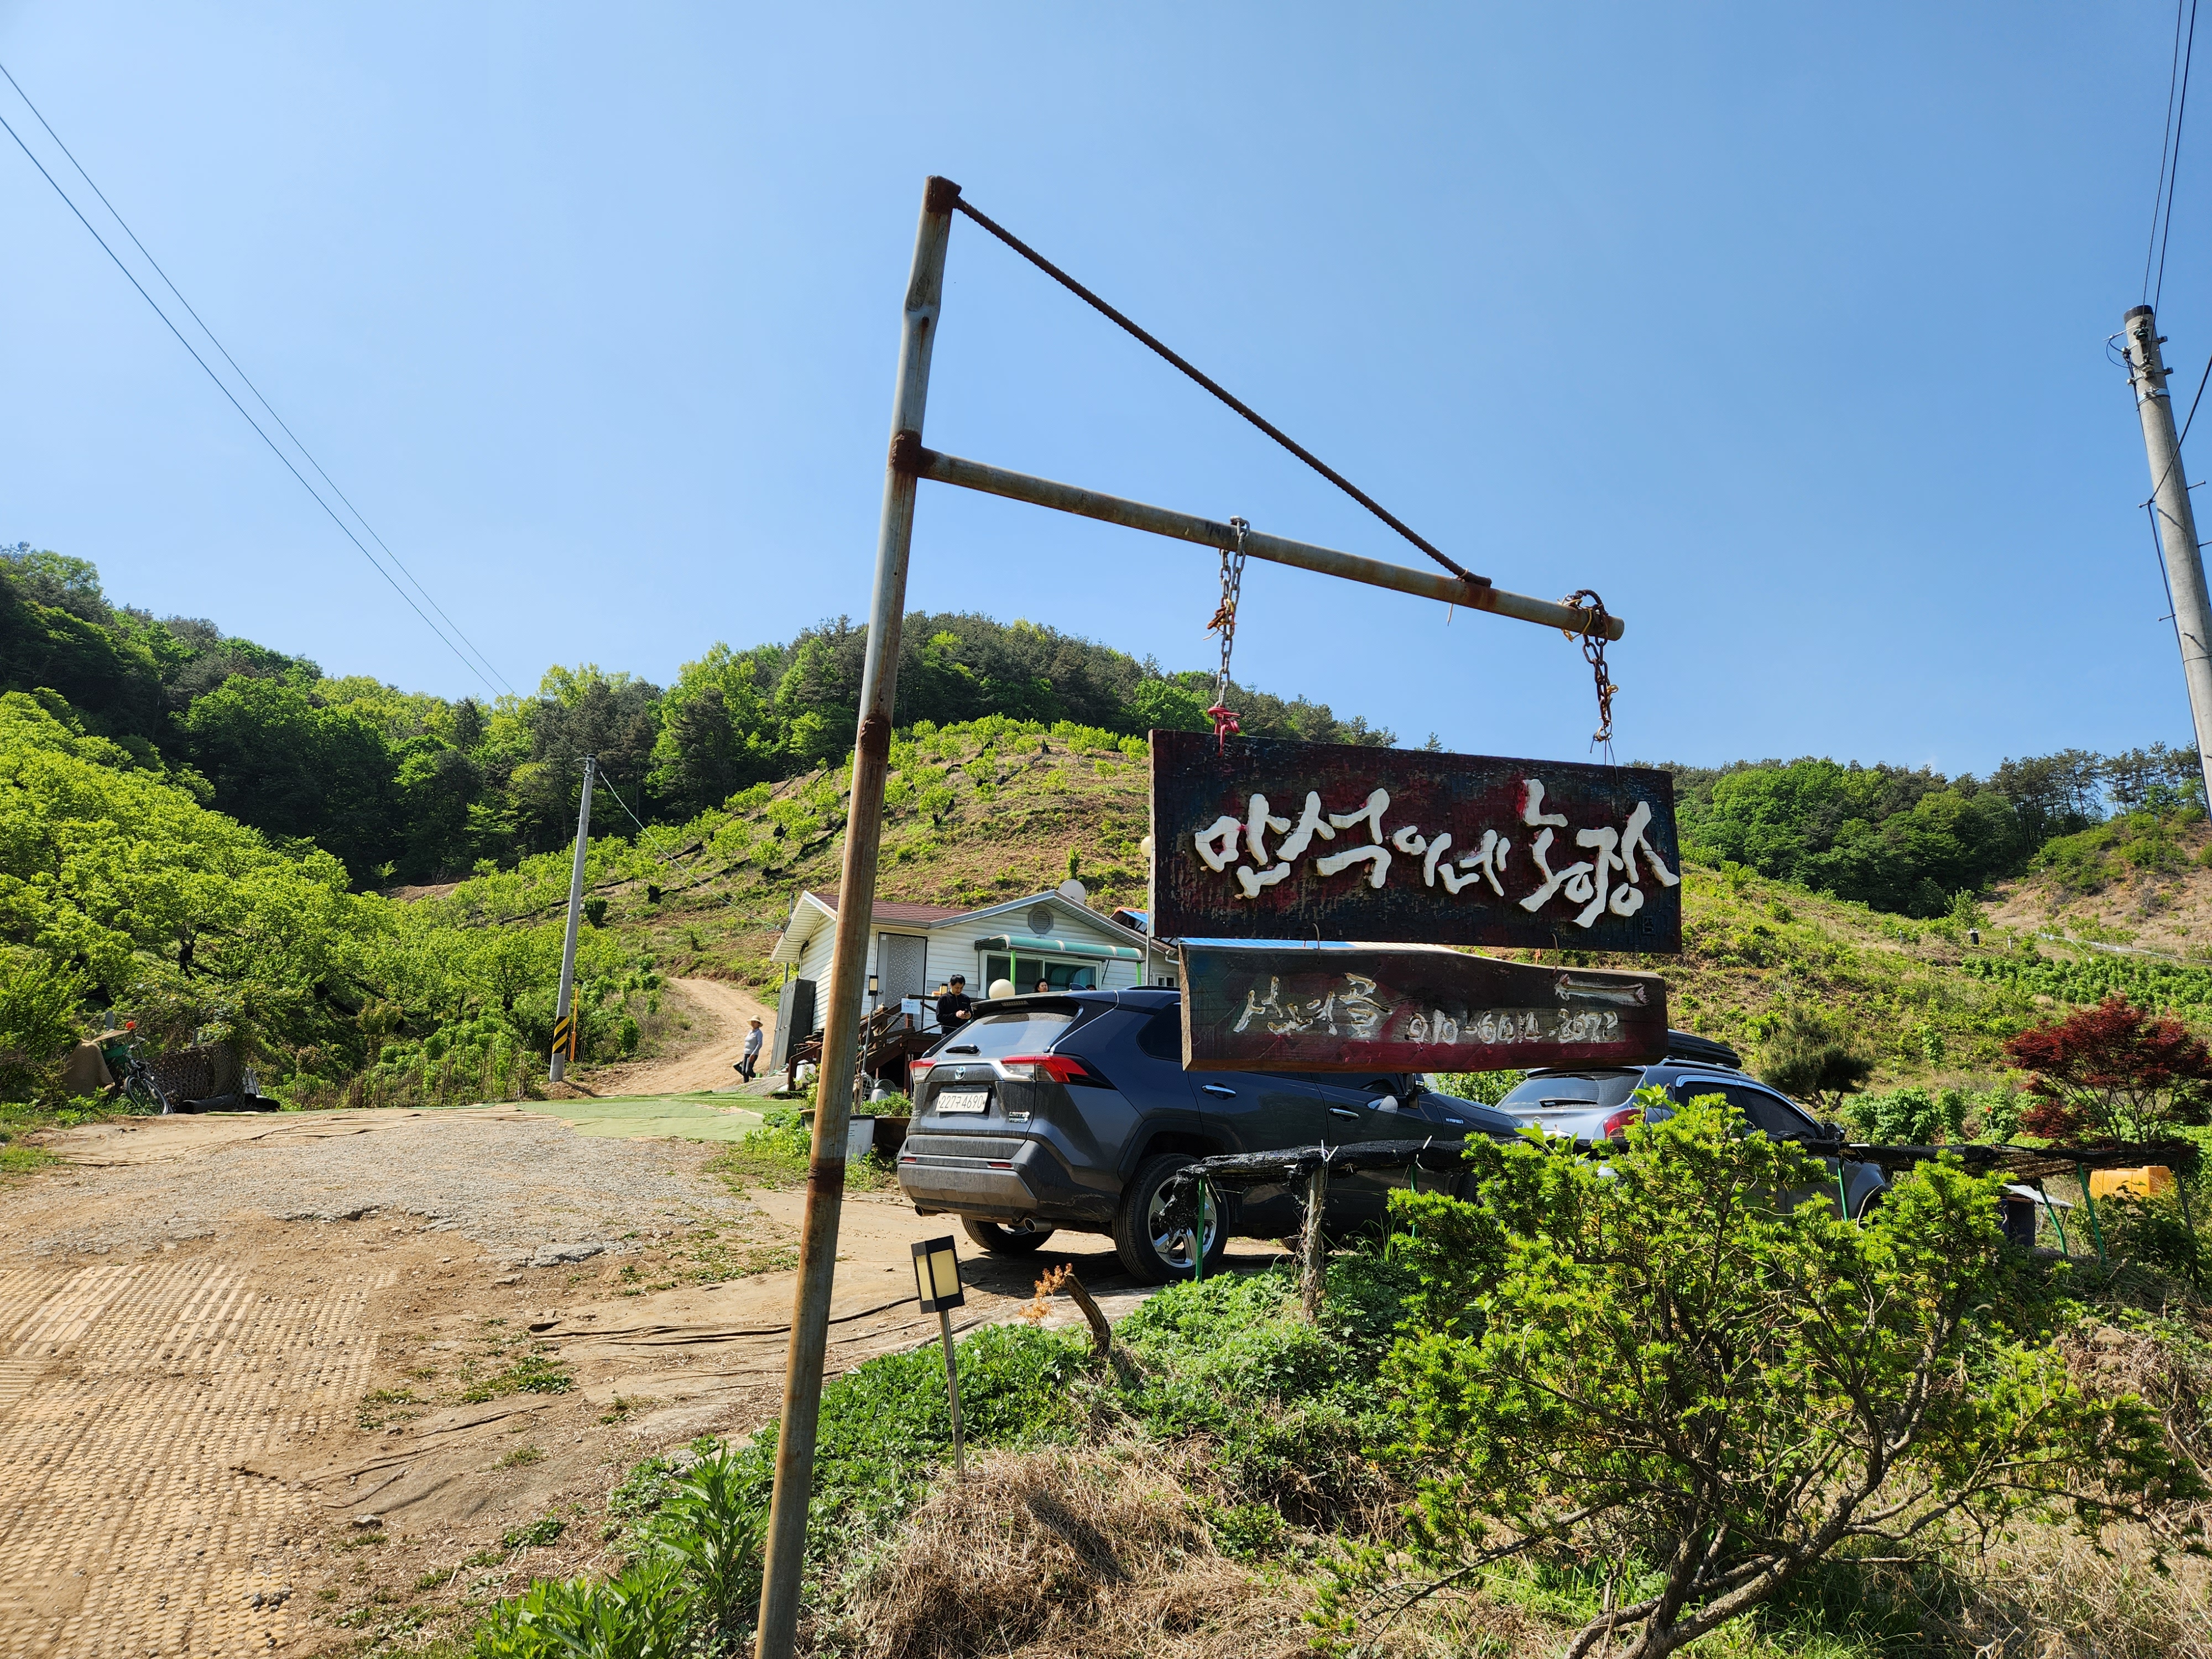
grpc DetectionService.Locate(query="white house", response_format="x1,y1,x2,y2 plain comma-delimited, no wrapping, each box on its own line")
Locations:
765,887,1172,1056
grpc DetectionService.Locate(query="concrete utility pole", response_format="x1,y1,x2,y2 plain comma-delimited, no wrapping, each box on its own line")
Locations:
549,754,596,1083
2122,306,2212,807
753,176,956,1659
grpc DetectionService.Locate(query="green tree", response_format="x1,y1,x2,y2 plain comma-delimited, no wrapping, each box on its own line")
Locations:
182,676,399,880
514,669,662,852
0,560,169,742
0,948,86,1098
1755,1006,1874,1115
1345,1099,2194,1659
1126,677,1210,733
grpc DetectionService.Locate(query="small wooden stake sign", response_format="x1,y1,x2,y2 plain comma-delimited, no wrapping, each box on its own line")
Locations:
1179,943,1667,1073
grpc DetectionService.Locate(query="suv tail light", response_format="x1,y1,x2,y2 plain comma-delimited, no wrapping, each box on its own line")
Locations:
907,1058,935,1081
1600,1105,1644,1140
996,1054,1111,1087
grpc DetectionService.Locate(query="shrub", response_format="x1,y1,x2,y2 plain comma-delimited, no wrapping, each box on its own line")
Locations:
1843,1085,1966,1145
468,1558,691,1658
1755,1006,1874,1112
0,950,84,1101
1333,1096,2197,1659
2006,994,2212,1142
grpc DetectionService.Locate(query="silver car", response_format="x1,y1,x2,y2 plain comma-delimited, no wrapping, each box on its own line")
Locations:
1490,1032,1888,1220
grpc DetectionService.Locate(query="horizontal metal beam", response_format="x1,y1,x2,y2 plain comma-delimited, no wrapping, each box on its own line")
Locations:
898,443,1624,641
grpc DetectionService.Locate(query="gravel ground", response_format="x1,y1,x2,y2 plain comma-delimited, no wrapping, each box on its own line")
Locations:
17,1107,757,1266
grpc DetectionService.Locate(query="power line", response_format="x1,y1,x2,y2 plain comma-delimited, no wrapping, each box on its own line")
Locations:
0,90,504,698
0,62,517,697
2151,0,2200,311
2147,0,2189,300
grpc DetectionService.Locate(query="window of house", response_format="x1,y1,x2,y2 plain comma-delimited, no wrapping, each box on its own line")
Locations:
982,955,1095,993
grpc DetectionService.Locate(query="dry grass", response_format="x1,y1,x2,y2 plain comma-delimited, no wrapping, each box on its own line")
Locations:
833,1443,1305,1659
1938,1522,2212,1659
829,1441,1559,1659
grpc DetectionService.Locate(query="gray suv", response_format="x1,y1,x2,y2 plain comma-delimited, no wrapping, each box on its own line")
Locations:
1493,1032,1888,1219
896,989,1522,1282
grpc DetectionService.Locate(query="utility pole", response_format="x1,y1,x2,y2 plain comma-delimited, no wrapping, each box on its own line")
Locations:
753,176,956,1659
549,754,596,1083
2122,306,2212,807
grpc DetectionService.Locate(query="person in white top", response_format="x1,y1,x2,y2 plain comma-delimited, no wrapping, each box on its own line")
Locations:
737,1018,764,1082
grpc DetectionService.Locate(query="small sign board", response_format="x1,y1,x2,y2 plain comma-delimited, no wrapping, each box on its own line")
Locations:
1150,732,1681,953
1179,943,1668,1073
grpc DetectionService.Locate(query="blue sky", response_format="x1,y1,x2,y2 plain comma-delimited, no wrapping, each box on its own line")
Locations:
1,4,2201,774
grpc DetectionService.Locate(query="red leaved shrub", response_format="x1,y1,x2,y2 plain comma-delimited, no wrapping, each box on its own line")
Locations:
2003,994,2212,1144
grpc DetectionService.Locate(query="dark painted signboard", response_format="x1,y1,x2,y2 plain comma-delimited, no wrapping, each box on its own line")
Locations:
1180,943,1669,1073
1149,732,1682,953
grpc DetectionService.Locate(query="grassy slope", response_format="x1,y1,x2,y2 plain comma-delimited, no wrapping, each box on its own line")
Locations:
1986,811,2212,960
427,716,2212,1094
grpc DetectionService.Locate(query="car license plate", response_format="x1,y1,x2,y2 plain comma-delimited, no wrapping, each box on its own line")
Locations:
935,1088,990,1114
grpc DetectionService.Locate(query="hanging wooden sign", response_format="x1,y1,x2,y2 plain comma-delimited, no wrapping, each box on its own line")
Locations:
1149,732,1682,953
1178,943,1668,1073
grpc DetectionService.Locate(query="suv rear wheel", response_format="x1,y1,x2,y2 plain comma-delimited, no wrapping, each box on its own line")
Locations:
961,1217,1055,1255
1113,1154,1227,1284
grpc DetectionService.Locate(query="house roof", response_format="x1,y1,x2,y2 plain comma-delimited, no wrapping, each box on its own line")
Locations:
808,892,967,925
769,886,1142,965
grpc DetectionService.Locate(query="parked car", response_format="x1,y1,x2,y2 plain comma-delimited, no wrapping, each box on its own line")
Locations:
1491,1030,1888,1219
896,988,1523,1282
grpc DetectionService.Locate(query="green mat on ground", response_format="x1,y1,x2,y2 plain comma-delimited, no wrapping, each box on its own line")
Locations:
520,1094,768,1142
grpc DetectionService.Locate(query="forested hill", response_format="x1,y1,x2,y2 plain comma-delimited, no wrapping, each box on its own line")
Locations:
2,542,2204,924
0,545,1386,885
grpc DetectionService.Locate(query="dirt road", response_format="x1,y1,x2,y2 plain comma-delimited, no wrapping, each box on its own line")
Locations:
0,1105,1261,1655
584,977,778,1097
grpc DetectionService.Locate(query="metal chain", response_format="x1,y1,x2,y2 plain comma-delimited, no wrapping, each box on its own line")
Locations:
1205,520,1249,753
1559,589,1618,750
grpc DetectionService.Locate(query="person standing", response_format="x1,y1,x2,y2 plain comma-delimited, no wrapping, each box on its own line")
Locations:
934,974,973,1034
735,1018,765,1082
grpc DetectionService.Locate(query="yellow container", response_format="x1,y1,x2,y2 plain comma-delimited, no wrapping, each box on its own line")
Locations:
2088,1166,2177,1202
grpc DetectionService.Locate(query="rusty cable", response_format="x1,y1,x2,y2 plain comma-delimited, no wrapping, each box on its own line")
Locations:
1559,589,1618,749
947,191,1490,591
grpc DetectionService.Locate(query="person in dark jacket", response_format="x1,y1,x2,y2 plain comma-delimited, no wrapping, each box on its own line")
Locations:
934,975,973,1034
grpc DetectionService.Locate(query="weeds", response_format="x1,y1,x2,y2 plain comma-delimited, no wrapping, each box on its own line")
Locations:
704,1109,898,1193
500,1517,566,1551
460,1349,573,1402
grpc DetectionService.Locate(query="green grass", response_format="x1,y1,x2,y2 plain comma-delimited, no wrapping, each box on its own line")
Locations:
701,1107,898,1193
0,1144,58,1176
458,1350,572,1404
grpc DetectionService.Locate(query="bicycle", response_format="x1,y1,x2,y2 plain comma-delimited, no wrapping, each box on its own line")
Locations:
105,1030,172,1115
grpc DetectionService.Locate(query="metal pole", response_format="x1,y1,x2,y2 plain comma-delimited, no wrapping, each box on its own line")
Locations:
2077,1162,2108,1267
754,175,956,1659
548,754,596,1083
899,445,1625,640
937,1305,966,1479
2122,306,2212,806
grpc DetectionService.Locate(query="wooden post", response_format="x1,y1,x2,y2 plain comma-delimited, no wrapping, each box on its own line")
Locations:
1298,1163,1329,1318
1059,1270,1113,1361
